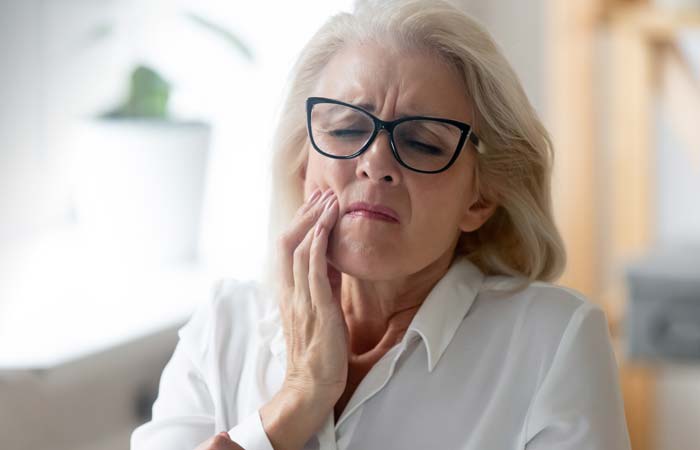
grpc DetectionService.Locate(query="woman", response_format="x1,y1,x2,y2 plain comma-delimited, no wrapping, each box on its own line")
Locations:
131,1,631,449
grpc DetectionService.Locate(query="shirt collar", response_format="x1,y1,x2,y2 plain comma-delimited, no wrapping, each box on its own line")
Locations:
404,256,485,372
258,256,485,373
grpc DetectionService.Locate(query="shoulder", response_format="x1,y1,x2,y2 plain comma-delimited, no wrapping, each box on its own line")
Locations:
177,278,272,365
208,278,271,326
524,281,608,337
473,277,609,362
519,282,609,348
479,276,601,325
502,284,631,448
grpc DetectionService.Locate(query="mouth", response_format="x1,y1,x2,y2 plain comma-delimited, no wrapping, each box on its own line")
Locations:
344,202,400,224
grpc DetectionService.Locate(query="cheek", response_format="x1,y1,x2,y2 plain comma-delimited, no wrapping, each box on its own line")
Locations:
304,152,352,192
409,177,469,232
302,150,327,195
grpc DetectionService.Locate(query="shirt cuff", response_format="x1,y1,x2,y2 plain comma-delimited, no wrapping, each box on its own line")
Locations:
227,409,275,450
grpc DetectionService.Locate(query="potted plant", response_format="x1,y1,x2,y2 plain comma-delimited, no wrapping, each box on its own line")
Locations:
70,13,252,266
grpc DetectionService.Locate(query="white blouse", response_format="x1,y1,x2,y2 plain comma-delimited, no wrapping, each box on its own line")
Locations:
131,257,631,450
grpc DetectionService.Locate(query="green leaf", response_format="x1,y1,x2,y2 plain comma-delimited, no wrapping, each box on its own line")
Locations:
103,65,171,119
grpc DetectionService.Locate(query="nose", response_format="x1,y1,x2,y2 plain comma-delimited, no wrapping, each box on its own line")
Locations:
354,129,402,185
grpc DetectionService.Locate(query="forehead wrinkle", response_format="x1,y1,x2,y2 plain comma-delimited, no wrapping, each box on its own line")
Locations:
337,78,460,121
315,45,471,122
334,78,441,117
339,93,452,119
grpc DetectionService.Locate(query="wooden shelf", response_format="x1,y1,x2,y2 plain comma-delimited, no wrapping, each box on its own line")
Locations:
606,5,700,40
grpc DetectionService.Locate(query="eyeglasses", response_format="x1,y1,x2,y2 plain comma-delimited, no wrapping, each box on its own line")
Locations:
305,96,480,174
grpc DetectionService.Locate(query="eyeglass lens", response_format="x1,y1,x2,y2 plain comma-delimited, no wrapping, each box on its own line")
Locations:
310,102,462,172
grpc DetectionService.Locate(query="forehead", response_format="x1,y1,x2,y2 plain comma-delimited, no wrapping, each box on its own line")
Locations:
312,42,472,120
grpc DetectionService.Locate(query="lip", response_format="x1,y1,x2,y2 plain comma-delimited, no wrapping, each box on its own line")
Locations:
344,202,400,223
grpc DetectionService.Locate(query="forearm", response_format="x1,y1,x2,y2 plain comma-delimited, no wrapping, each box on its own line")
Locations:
259,386,336,450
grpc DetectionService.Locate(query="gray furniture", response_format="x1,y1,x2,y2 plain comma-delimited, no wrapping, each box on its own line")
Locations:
626,244,700,362
0,325,180,450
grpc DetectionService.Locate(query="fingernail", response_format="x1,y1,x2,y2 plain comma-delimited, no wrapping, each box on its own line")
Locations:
307,189,321,203
324,197,336,211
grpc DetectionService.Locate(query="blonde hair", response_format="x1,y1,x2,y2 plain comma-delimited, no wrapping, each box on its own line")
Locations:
264,0,566,289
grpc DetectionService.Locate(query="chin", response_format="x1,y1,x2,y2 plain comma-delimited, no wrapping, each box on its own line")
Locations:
327,230,405,280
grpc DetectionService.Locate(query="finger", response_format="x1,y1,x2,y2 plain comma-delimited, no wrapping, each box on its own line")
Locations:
289,192,335,296
308,196,339,308
292,223,316,301
291,192,337,308
278,189,332,288
279,189,331,281
297,188,322,216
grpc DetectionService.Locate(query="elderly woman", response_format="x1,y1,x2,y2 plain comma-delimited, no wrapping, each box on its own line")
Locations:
131,1,631,449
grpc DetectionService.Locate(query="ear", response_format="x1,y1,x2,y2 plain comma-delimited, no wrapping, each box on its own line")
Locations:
458,194,498,233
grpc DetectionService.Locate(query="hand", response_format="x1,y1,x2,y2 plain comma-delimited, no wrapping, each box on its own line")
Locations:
276,188,348,400
195,432,244,450
258,189,347,450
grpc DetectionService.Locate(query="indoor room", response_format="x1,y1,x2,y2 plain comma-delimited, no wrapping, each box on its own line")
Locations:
1,1,699,449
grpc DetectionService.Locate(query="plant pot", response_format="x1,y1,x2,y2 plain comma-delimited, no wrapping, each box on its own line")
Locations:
69,118,210,266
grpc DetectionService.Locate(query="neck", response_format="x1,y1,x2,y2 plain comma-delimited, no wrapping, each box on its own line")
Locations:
339,249,455,359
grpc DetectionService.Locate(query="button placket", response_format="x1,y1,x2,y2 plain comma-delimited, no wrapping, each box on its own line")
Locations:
335,343,407,429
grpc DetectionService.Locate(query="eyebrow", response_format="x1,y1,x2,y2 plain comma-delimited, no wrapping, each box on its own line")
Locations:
353,101,433,119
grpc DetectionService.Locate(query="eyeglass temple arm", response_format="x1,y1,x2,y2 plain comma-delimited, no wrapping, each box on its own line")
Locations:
467,128,484,154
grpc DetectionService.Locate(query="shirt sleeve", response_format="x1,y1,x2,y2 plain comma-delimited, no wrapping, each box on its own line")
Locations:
227,410,275,450
524,302,632,450
130,280,276,450
130,280,220,450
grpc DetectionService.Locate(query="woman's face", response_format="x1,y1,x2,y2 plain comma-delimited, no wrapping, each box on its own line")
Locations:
303,42,495,280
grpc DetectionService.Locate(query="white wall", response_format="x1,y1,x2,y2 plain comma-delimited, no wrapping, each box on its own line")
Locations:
454,0,546,114
0,0,52,245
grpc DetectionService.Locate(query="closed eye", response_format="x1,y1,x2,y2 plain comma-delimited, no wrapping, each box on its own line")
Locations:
328,128,369,138
405,140,446,156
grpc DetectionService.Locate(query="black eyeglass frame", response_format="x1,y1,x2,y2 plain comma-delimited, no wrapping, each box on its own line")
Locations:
305,96,480,174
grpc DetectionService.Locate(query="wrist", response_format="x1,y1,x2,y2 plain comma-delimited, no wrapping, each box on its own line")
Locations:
282,378,344,406
260,386,337,450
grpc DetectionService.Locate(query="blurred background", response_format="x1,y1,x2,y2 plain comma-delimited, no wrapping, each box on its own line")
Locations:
0,0,698,449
